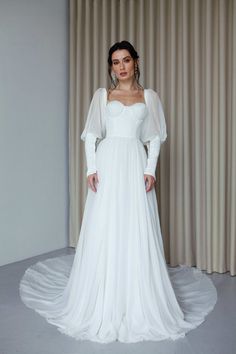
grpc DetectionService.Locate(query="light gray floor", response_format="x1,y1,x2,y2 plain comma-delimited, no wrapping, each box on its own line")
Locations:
0,247,236,354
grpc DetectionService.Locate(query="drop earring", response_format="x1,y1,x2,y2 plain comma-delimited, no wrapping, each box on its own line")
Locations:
111,71,116,81
134,64,139,81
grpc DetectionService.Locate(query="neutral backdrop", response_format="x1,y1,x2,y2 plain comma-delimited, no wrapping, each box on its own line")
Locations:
0,0,69,266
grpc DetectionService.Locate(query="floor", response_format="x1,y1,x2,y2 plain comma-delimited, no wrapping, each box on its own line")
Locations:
0,247,235,354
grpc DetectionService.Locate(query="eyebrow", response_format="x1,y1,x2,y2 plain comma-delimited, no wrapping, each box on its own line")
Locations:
112,56,131,62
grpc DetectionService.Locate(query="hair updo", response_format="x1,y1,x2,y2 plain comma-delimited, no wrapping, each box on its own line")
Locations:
107,40,143,89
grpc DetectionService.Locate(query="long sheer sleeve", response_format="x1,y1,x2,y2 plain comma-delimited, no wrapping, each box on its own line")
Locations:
143,135,161,180
85,133,97,176
141,89,167,179
81,88,106,176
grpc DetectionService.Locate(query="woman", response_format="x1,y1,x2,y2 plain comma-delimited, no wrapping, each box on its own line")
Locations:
19,41,217,343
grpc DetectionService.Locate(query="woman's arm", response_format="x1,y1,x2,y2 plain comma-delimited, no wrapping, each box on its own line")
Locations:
85,133,97,176
143,135,161,180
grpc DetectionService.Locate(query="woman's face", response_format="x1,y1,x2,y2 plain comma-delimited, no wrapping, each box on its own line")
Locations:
111,49,137,82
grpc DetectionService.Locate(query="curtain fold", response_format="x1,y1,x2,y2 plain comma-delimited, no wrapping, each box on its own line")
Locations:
69,0,236,276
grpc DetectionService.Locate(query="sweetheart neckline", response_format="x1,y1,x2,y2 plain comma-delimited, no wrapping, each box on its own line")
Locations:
106,100,147,107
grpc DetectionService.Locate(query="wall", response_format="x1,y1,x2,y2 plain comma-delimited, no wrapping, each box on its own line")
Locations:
0,0,69,265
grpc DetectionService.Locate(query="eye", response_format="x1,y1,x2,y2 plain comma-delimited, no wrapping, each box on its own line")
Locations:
124,58,130,63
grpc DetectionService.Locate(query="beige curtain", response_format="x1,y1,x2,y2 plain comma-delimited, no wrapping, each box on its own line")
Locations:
69,0,236,276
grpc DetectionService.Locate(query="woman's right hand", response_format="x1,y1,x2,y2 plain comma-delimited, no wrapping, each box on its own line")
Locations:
87,172,99,192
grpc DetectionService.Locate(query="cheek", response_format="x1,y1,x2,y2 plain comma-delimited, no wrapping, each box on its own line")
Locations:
127,63,135,72
113,66,119,73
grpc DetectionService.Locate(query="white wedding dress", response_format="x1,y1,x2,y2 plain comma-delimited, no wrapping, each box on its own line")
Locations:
19,88,217,343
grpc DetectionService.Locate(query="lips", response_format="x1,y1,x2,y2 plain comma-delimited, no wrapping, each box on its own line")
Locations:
120,72,127,76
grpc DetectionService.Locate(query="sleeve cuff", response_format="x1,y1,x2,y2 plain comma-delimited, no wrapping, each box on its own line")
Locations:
86,169,97,177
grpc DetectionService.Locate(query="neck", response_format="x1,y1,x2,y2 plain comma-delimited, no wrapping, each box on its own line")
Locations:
116,78,140,91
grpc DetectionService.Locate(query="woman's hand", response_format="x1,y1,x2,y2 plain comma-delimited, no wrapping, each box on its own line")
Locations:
144,174,155,192
87,172,99,192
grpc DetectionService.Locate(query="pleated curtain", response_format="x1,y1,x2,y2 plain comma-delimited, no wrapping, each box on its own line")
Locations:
69,0,236,276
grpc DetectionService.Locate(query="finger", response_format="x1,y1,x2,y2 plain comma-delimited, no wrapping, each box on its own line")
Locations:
145,178,151,192
94,174,99,191
151,179,156,190
145,177,149,191
149,178,154,190
88,177,96,192
93,182,97,192
92,176,97,192
147,177,155,192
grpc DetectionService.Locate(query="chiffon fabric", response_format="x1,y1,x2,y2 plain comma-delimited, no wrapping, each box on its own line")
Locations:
19,88,217,343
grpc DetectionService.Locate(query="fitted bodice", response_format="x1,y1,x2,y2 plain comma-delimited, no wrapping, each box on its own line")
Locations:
104,100,148,139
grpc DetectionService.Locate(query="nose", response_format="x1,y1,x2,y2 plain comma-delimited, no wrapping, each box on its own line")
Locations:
119,61,125,69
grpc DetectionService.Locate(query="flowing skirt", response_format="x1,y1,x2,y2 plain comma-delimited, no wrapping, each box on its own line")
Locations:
19,136,217,343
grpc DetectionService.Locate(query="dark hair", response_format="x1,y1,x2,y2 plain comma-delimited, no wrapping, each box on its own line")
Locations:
107,40,143,90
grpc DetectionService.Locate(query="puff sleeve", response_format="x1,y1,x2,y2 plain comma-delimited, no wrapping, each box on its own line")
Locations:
80,88,106,142
140,89,167,145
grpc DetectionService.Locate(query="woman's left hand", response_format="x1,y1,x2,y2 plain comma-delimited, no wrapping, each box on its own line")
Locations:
144,174,155,192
